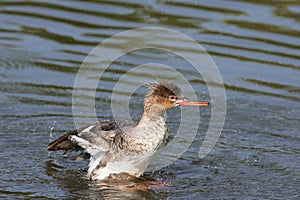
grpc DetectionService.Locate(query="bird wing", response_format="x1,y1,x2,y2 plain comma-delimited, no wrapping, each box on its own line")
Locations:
46,120,135,157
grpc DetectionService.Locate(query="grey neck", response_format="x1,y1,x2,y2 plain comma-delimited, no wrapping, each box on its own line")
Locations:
138,104,166,125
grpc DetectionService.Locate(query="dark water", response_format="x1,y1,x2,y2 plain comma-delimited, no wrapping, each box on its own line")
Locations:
1,0,299,199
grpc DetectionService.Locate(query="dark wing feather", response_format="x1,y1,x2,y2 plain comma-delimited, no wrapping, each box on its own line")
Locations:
46,120,118,152
46,120,136,152
46,126,86,151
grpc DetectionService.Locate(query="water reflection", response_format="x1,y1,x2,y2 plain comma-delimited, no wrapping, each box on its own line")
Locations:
45,160,165,199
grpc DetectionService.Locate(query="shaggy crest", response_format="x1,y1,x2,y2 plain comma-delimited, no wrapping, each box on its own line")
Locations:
145,82,182,99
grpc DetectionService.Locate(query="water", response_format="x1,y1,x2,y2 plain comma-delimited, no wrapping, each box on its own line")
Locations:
1,0,299,199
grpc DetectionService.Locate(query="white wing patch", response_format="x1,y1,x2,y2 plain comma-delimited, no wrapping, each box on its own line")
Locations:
70,135,103,156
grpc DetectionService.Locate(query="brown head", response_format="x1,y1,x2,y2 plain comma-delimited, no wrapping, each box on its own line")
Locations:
144,82,209,113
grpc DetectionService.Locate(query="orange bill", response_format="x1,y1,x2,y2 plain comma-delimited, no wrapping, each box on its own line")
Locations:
177,98,209,106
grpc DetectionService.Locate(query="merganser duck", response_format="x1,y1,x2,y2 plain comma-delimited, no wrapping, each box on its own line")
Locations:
46,82,209,180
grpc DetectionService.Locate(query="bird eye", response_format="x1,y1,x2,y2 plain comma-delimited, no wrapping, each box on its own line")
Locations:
169,95,177,101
